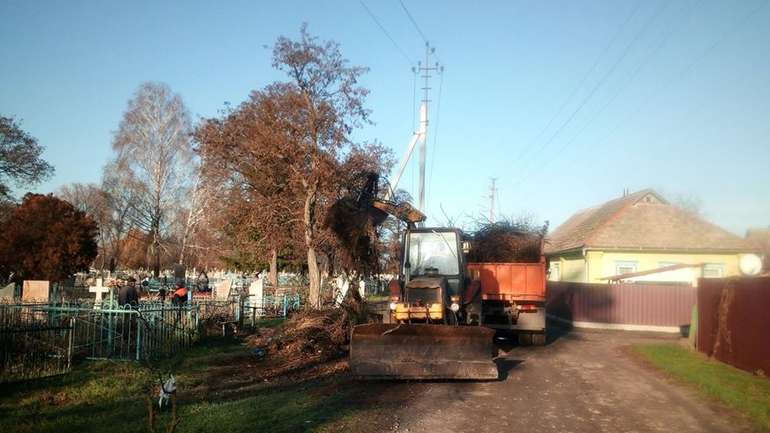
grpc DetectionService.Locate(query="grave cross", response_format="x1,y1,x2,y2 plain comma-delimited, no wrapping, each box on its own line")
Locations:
89,278,110,306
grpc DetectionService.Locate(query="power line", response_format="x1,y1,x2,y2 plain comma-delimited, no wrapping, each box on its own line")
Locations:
510,0,644,166
360,1,414,64
488,178,498,222
593,0,769,160
516,0,767,189
398,0,442,64
512,0,699,189
399,0,428,43
510,0,670,187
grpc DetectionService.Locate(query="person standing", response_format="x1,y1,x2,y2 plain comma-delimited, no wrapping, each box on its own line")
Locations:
171,281,188,306
118,277,140,307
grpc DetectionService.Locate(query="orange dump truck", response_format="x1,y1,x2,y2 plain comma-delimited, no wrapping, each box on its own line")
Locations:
467,260,547,345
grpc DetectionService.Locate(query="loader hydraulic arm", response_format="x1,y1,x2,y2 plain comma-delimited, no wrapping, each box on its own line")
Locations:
372,199,426,228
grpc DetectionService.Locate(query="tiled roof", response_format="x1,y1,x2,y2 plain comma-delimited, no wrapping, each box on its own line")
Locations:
545,189,754,254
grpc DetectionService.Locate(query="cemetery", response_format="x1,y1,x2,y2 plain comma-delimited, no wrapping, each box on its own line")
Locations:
0,267,389,433
5,4,770,433
0,270,306,382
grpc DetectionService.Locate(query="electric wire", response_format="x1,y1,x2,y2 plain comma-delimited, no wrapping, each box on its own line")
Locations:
399,0,428,44
398,0,442,64
509,0,670,187
511,0,700,189
510,0,644,166
591,0,770,162
360,0,414,64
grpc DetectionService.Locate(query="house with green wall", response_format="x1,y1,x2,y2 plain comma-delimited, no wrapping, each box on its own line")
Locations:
544,189,758,285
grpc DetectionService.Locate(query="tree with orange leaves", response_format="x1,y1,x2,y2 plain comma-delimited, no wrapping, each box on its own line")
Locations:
197,26,392,307
0,193,98,283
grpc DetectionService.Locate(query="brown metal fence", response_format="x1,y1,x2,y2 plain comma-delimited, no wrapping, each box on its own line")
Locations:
547,281,696,329
697,277,770,375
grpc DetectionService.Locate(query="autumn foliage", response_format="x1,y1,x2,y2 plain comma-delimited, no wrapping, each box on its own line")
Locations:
196,26,392,306
0,193,98,282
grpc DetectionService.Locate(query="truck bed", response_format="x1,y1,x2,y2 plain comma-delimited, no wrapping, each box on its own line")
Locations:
466,262,546,302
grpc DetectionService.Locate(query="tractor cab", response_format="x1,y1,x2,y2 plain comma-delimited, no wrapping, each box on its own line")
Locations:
391,227,467,323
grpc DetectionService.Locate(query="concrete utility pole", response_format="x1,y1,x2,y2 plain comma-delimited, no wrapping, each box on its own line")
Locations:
386,42,443,220
489,177,498,222
417,42,441,214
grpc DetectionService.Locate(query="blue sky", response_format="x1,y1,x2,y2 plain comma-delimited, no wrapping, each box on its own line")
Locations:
1,0,768,235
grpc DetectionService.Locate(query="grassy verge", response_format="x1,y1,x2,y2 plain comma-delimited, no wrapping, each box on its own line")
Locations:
633,343,770,430
0,335,386,433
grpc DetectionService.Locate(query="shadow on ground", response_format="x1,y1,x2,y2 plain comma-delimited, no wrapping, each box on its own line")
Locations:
0,336,416,433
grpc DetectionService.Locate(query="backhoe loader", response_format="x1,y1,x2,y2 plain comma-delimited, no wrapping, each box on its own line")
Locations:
349,200,499,380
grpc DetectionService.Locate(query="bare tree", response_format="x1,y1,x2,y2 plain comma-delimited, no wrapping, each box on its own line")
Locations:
176,154,217,266
100,162,142,271
57,182,111,268
111,82,193,277
672,193,703,216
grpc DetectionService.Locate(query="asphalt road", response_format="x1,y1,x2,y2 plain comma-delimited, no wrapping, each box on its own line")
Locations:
376,328,755,433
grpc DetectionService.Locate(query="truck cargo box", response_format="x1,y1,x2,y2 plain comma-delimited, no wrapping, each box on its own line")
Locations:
466,262,546,302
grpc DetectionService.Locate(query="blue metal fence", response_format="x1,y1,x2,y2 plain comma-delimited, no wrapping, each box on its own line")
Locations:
0,292,301,381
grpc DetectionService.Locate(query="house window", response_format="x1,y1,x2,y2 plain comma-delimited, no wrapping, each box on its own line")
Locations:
615,261,638,276
549,262,561,281
703,263,724,278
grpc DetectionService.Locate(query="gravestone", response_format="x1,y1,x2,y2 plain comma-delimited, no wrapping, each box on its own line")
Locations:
89,278,110,307
0,282,15,301
214,280,232,300
335,275,350,305
174,264,186,287
22,280,50,302
248,277,264,316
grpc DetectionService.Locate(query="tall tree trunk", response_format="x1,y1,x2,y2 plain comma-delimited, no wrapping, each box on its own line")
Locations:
307,246,320,307
152,231,161,278
303,183,321,308
269,249,278,287
178,227,188,266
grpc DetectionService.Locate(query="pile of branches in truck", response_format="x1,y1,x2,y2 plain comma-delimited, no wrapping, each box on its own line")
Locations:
466,218,548,263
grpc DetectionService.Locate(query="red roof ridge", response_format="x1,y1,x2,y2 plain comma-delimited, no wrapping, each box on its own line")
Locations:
583,189,659,247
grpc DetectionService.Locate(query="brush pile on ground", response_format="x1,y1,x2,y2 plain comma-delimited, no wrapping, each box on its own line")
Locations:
467,219,548,263
246,290,368,379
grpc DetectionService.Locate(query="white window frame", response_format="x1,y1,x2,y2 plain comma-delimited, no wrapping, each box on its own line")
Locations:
549,262,561,281
614,260,638,276
703,263,725,278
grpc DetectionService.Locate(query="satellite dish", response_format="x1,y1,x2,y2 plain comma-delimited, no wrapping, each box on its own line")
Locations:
739,254,763,276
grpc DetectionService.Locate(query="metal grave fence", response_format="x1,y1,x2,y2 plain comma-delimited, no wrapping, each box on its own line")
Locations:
0,293,301,382
0,311,74,382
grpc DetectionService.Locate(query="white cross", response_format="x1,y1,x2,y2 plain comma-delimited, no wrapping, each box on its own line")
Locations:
89,278,110,305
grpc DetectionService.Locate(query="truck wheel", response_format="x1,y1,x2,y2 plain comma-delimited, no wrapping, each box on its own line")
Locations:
518,333,533,346
532,333,546,346
445,310,458,326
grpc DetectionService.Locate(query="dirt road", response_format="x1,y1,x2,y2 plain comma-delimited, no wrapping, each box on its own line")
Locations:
360,328,754,433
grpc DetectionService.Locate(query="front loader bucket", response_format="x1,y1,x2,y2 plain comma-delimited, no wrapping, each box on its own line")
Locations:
350,323,498,380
